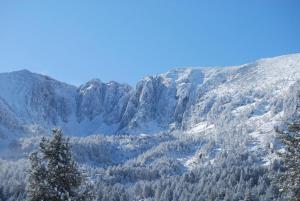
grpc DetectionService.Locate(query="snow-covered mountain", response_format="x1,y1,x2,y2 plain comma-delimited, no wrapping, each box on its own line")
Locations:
1,53,300,201
0,54,300,138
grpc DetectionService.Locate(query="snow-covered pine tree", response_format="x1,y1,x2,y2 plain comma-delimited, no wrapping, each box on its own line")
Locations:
26,152,49,201
276,121,300,201
0,187,4,201
27,128,92,201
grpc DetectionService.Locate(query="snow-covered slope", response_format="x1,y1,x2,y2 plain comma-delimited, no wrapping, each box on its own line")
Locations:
0,54,300,139
1,53,300,201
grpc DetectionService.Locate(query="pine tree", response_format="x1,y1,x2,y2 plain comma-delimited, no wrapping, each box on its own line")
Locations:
27,128,93,201
0,187,4,201
26,152,49,201
276,121,300,201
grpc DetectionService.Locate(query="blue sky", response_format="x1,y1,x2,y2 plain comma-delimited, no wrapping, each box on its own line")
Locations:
0,0,299,86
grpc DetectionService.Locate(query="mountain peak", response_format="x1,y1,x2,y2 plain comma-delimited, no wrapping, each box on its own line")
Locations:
0,69,34,76
0,53,299,136
13,69,32,74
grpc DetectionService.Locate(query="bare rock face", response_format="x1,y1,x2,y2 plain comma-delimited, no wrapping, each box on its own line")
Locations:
76,79,132,124
0,54,300,137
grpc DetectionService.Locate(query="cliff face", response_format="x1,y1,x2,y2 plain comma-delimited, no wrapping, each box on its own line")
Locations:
0,54,300,138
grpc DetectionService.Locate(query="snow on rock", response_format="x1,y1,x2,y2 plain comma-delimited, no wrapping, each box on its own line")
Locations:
2,54,300,201
0,54,300,136
0,53,300,167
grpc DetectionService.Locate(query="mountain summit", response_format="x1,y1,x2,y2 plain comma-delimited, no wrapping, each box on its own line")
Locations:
1,53,300,201
1,54,300,139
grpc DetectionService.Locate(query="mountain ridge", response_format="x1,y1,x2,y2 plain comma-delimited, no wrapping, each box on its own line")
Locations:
1,53,300,200
0,53,300,139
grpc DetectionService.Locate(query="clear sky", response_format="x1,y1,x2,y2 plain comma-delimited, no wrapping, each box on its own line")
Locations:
0,0,299,86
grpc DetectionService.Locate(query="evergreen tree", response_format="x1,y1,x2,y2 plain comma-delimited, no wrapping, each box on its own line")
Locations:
0,187,4,201
26,152,48,201
276,121,300,201
27,128,93,201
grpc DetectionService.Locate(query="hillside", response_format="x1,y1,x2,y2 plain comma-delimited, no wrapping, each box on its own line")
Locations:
1,53,300,200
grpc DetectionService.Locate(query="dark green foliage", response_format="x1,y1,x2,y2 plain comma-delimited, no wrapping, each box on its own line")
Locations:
26,128,92,201
276,122,300,201
94,151,279,201
26,152,48,201
0,187,4,201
